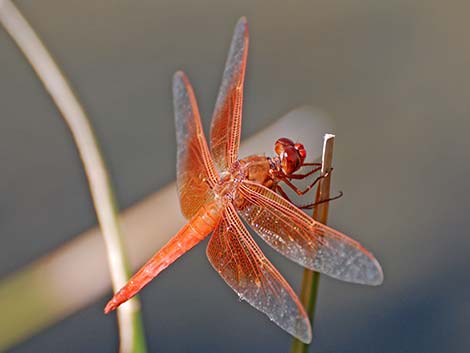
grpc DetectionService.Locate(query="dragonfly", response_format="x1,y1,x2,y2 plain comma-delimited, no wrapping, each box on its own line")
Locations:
104,17,383,343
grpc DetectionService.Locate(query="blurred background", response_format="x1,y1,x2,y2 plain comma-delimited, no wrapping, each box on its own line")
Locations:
1,0,469,352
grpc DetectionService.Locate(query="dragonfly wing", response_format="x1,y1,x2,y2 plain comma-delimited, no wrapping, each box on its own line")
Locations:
237,181,384,286
173,71,219,219
210,17,249,172
206,203,311,343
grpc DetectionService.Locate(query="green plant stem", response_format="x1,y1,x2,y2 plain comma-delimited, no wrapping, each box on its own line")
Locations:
0,2,147,352
290,134,335,353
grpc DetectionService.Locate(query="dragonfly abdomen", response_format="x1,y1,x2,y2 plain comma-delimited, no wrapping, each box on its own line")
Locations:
104,201,224,313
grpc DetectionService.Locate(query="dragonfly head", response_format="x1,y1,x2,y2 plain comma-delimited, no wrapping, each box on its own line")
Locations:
274,137,306,175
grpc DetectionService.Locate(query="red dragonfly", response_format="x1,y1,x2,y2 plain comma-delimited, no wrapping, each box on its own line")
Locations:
105,17,383,343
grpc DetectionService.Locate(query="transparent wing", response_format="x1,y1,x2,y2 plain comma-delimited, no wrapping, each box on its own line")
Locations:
237,181,384,285
206,204,312,343
210,17,249,172
173,71,219,219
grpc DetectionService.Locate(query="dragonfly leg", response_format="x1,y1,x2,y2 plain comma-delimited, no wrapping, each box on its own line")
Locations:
281,170,332,196
275,183,342,210
298,191,344,210
275,184,297,204
286,165,322,180
302,162,322,166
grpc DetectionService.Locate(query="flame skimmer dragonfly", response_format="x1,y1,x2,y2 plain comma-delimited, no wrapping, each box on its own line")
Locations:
104,17,383,343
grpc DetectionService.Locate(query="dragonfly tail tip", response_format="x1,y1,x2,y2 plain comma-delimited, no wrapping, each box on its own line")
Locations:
104,299,117,314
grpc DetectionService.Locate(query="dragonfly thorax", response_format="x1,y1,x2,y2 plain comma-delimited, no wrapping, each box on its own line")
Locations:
239,155,276,189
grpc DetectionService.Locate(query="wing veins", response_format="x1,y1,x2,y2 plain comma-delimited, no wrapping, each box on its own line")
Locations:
237,180,383,286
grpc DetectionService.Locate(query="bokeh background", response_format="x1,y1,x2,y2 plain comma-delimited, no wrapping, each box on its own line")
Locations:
1,1,469,352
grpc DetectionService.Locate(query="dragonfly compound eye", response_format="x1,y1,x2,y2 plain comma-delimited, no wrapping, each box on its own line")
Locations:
294,143,307,163
274,137,295,156
281,147,302,175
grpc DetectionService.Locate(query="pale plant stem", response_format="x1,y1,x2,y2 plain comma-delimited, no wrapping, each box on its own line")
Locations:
0,1,147,352
290,134,335,353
